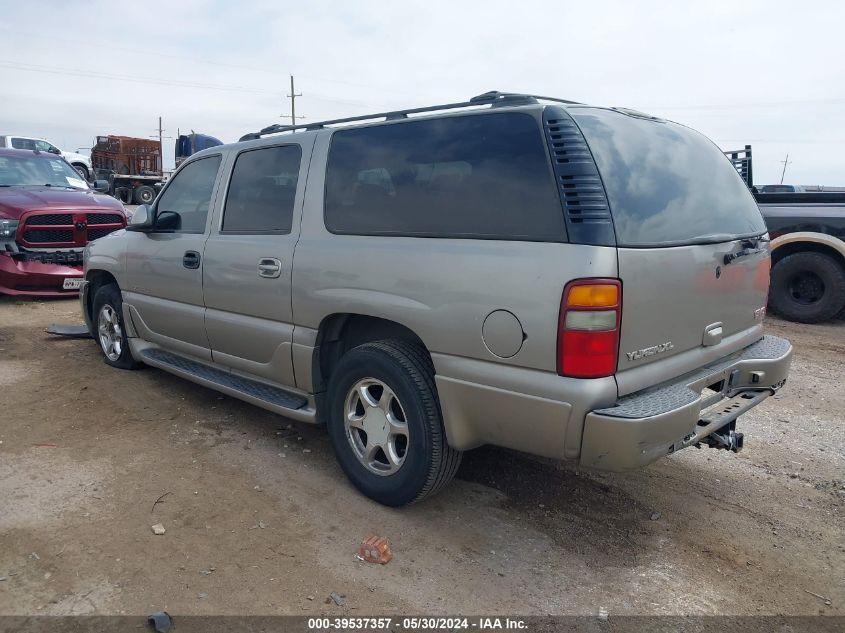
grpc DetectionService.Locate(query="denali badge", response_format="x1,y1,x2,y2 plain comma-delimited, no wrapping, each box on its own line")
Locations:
626,341,674,362
754,306,766,321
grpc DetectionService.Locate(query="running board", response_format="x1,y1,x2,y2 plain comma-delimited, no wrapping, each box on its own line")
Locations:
141,348,308,411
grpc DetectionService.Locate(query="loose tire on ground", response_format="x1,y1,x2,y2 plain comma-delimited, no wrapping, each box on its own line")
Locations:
769,251,845,323
134,185,156,205
326,339,462,506
92,284,142,370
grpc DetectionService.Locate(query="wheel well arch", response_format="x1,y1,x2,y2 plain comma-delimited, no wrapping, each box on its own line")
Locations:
771,239,845,269
313,313,429,394
84,269,118,323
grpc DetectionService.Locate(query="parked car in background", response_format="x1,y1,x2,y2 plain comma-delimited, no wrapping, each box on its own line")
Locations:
0,148,126,296
0,135,93,181
82,91,791,506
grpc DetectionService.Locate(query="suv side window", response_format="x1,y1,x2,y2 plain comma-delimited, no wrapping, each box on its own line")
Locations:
324,112,564,241
34,140,57,153
155,155,221,233
222,145,302,233
11,138,36,150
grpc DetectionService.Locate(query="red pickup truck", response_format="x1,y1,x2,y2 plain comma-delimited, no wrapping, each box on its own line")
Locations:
0,148,127,296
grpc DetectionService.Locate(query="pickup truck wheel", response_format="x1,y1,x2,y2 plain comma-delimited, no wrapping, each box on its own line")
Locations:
93,284,141,370
326,340,461,506
72,164,89,181
769,252,845,323
134,185,156,205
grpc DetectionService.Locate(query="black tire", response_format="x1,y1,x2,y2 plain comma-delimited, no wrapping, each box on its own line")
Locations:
92,284,142,370
134,185,156,205
326,340,461,506
769,252,845,323
72,164,89,181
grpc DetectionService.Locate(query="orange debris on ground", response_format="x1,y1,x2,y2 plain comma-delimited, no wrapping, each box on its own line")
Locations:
358,535,393,564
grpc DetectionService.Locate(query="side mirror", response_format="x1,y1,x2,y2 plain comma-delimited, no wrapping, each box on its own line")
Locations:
126,204,154,232
93,179,109,193
49,147,62,155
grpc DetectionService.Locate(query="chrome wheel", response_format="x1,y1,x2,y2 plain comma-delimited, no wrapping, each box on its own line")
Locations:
344,378,409,476
97,303,123,361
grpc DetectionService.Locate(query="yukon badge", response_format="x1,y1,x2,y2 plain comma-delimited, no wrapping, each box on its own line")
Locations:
626,341,674,362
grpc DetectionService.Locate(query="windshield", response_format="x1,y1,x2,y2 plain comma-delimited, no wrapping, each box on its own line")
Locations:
0,153,89,190
569,108,766,247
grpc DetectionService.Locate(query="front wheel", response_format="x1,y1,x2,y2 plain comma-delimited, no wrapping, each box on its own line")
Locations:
92,284,141,369
326,340,461,506
769,252,845,323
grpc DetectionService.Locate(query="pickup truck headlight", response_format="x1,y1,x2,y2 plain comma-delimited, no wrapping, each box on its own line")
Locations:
0,219,19,239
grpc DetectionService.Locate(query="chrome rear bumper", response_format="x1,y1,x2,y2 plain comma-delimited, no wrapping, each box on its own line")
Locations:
580,335,792,470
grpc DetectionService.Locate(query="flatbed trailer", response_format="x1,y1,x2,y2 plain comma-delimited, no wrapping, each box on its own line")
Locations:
91,135,164,205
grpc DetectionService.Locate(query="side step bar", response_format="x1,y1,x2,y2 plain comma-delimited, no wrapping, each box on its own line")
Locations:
140,348,308,411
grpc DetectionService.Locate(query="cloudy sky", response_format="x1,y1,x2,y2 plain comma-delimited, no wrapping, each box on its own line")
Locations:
1,0,843,184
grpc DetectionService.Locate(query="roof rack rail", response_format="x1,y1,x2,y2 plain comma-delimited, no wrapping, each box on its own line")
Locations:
239,91,581,141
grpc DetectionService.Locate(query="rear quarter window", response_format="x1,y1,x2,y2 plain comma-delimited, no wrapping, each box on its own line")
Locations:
324,112,565,241
570,108,766,247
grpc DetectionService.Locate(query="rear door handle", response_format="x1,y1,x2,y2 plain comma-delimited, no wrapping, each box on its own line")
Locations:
183,250,201,269
257,257,282,279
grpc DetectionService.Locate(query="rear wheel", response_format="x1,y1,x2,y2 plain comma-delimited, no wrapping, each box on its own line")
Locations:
134,185,156,205
93,284,141,369
769,252,845,323
326,340,461,506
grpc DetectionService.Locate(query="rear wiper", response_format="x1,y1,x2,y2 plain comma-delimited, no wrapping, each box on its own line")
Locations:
724,237,769,265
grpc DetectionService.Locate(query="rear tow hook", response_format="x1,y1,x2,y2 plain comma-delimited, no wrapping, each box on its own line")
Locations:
697,420,744,453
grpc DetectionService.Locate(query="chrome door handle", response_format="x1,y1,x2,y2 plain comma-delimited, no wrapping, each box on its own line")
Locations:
257,257,282,278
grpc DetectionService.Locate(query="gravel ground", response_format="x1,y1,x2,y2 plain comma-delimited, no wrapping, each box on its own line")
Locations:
0,296,842,616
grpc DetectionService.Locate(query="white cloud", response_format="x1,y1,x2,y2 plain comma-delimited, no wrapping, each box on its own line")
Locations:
0,0,842,183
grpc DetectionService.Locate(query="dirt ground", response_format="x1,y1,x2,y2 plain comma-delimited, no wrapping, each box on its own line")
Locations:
0,296,842,617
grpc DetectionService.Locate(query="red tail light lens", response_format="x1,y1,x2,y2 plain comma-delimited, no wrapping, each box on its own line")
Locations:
558,279,622,378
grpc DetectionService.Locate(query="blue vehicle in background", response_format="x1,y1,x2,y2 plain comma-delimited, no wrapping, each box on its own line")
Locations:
175,132,223,167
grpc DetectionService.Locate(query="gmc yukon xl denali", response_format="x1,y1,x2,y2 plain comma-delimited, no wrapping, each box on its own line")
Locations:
80,92,793,506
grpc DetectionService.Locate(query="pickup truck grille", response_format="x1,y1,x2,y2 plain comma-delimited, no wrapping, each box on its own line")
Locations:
26,229,75,243
25,213,73,226
20,211,125,247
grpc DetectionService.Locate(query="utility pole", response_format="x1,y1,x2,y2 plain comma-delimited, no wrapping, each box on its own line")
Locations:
779,153,792,184
286,75,305,126
150,117,174,172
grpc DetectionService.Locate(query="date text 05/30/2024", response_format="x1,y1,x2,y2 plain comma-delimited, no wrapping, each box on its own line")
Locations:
307,617,528,630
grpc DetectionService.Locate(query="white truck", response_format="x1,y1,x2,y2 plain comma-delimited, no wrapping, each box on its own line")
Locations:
0,135,93,181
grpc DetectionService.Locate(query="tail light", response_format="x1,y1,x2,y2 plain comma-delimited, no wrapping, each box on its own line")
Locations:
557,279,622,378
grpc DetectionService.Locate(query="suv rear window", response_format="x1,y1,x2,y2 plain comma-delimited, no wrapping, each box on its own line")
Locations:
324,112,565,241
570,108,766,247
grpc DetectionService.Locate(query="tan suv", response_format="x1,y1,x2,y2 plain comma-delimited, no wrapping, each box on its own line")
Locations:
80,91,792,506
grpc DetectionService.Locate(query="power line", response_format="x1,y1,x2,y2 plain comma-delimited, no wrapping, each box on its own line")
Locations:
0,59,396,110
0,60,279,95
644,98,845,110
0,26,430,98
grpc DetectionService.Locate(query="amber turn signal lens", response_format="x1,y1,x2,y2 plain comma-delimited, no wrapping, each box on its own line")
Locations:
566,284,619,308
